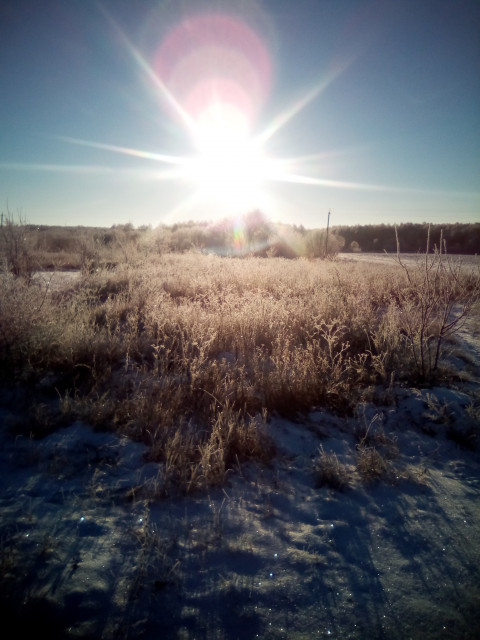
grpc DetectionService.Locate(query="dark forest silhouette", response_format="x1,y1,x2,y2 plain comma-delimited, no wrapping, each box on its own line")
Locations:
333,222,480,254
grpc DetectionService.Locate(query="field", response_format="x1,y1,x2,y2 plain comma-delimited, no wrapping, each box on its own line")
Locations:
0,226,479,638
344,251,480,272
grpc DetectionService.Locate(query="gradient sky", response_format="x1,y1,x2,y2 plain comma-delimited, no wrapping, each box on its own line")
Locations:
1,0,479,229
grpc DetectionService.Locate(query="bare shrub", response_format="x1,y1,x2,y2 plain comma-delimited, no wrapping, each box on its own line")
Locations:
145,404,274,496
354,409,399,459
356,445,391,483
313,446,350,490
304,228,344,259
0,270,56,378
390,227,480,380
0,211,35,277
354,409,399,483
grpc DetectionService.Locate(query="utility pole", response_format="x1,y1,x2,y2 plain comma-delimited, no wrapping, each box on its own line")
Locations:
0,213,3,227
324,209,330,258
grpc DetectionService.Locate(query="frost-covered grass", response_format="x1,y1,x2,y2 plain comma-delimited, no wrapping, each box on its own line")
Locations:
1,247,480,638
1,250,478,494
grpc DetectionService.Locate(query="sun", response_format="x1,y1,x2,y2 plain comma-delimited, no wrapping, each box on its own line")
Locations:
58,11,359,225
184,101,271,209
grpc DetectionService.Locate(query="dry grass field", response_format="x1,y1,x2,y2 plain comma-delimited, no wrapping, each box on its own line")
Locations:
2,243,477,490
1,223,479,638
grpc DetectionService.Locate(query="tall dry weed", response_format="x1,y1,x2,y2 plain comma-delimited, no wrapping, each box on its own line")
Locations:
390,228,480,379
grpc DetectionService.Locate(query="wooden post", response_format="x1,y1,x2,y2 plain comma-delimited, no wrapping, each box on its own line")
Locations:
325,209,330,257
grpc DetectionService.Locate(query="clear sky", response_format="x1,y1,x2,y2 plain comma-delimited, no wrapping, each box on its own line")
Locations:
1,0,479,229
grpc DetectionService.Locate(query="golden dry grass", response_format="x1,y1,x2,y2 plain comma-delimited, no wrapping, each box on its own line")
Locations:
1,246,478,494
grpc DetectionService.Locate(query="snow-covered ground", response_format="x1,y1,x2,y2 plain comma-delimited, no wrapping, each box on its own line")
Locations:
340,252,480,272
1,316,479,638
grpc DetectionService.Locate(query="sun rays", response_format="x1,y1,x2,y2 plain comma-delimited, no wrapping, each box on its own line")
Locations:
52,9,356,219
4,7,478,227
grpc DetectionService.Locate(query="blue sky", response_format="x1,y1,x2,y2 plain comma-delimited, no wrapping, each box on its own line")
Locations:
1,0,479,228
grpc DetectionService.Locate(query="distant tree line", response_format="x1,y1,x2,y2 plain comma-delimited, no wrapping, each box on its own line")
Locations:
333,223,480,254
160,219,479,256
2,213,478,278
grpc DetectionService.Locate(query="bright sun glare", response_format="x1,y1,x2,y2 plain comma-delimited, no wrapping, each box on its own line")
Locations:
186,102,270,206
60,9,359,224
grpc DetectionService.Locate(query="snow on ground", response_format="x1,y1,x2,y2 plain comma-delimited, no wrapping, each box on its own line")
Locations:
340,252,480,273
1,294,479,638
